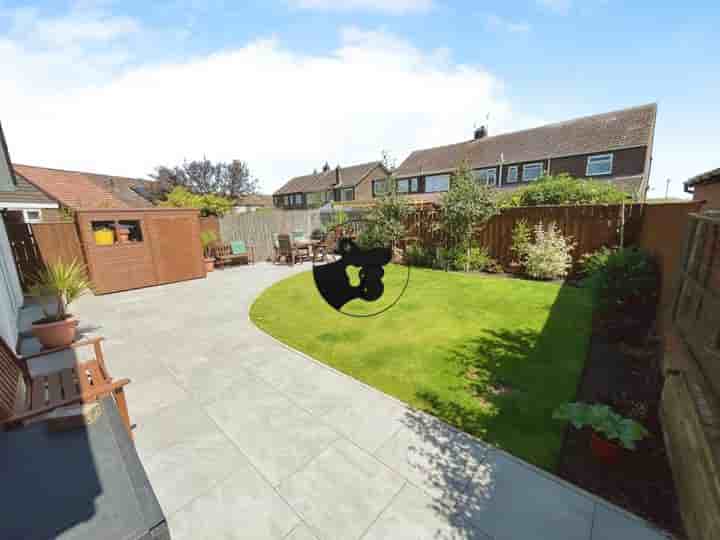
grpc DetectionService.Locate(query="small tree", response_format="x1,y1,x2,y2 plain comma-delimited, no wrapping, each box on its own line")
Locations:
438,161,497,271
152,158,258,198
360,173,412,250
160,186,233,217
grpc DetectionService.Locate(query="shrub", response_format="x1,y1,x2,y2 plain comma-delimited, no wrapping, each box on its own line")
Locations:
510,219,532,262
579,246,614,277
586,247,658,317
514,222,575,280
499,174,629,208
553,402,649,450
404,244,435,268
457,247,502,273
200,230,218,256
434,246,465,271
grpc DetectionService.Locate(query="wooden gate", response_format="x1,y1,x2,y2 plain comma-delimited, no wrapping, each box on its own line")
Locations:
5,222,84,290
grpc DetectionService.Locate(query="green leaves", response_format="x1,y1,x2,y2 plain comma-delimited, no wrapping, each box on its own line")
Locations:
553,402,649,450
498,173,629,208
160,186,234,217
27,259,91,321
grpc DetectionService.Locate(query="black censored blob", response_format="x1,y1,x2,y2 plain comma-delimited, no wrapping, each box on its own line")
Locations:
313,238,392,311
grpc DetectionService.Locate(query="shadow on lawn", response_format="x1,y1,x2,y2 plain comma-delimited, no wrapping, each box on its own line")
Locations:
399,283,591,537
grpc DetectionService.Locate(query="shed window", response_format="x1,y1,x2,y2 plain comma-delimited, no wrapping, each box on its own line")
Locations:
119,220,143,242
425,174,450,193
586,154,613,176
506,166,519,183
522,163,544,182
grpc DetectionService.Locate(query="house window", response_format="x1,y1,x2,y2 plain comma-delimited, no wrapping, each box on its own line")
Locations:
341,188,354,202
307,192,322,207
324,190,333,202
522,163,544,182
425,174,450,193
372,179,387,197
474,168,497,186
506,165,519,183
294,194,303,206
284,195,291,206
397,178,418,193
586,153,613,176
23,209,42,223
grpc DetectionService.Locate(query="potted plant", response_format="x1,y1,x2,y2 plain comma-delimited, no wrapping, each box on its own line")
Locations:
28,259,91,349
200,231,218,272
117,225,130,244
553,402,649,464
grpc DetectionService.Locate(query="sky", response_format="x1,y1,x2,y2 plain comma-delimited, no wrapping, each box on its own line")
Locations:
0,1,718,198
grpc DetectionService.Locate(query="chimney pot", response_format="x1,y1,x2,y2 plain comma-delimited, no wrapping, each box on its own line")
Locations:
474,125,488,140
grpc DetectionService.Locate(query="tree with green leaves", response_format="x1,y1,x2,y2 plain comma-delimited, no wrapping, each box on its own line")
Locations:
497,173,629,207
438,161,497,271
160,186,233,217
358,173,412,250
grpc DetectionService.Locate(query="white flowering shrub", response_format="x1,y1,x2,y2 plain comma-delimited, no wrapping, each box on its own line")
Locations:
520,222,575,280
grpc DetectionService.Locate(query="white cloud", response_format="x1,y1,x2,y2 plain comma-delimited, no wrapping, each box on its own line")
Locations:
0,20,543,193
536,0,572,14
486,14,531,34
289,0,433,15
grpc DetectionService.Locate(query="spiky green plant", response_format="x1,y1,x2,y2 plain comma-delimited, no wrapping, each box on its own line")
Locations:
28,259,91,322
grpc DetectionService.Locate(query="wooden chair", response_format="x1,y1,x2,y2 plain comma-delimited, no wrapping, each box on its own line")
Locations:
276,234,297,265
0,336,132,438
212,241,255,268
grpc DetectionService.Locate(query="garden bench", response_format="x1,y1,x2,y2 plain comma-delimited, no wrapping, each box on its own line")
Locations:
213,240,255,267
0,336,132,438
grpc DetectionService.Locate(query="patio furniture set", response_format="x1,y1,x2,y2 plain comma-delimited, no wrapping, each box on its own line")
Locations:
272,230,337,265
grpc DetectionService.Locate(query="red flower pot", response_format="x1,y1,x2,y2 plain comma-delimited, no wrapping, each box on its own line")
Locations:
31,317,78,349
204,257,215,272
590,432,622,465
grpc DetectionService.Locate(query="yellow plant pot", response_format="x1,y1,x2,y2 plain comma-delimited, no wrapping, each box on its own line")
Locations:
94,229,114,245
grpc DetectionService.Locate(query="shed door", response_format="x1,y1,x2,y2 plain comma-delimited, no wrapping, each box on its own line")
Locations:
148,214,204,284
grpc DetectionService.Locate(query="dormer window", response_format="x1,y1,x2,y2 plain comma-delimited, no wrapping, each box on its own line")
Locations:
586,153,613,176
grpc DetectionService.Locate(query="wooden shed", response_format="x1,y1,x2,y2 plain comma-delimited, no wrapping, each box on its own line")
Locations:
76,208,205,294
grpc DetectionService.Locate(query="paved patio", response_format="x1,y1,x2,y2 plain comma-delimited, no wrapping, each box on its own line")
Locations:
24,263,669,539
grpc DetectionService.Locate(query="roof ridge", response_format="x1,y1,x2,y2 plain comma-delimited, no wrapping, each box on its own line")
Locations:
13,163,147,182
405,103,658,156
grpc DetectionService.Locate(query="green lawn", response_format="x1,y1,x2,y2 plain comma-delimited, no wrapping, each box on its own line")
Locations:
250,265,594,470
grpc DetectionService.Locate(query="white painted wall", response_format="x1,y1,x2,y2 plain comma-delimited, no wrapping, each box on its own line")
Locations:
0,124,23,347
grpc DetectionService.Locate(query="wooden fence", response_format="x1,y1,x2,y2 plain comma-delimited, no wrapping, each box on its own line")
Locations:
219,209,322,261
5,222,85,290
405,203,645,268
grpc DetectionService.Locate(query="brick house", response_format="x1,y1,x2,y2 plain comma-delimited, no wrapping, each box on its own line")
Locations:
379,103,657,204
685,167,720,210
274,161,389,209
8,164,156,222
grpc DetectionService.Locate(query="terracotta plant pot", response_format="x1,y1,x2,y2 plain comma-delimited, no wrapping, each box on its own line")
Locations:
31,317,78,349
590,432,622,465
117,229,130,244
204,257,215,272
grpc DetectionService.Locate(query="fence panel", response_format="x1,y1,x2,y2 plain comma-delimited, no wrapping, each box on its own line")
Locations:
5,222,84,289
219,210,322,261
673,212,720,398
404,203,644,269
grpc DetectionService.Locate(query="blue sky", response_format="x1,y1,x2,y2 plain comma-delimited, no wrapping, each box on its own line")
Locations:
1,0,718,197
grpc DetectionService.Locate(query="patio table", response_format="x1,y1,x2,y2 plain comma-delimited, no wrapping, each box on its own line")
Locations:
0,396,169,540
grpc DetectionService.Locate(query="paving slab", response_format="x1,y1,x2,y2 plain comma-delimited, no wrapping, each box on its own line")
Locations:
205,378,341,485
361,482,491,540
168,463,300,540
278,439,405,540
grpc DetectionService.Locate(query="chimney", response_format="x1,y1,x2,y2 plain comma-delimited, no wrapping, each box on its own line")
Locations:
322,162,330,173
335,165,342,186
474,125,488,140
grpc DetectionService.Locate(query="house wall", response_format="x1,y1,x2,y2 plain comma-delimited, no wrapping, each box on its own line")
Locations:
0,217,23,348
549,146,647,182
693,182,720,210
354,164,389,202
